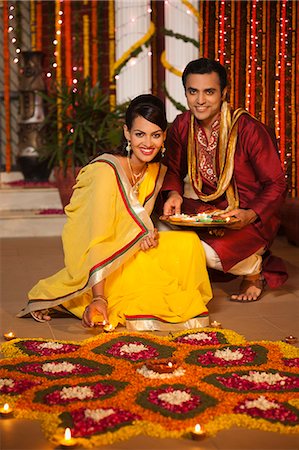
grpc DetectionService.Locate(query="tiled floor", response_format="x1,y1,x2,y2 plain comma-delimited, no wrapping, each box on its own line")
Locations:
0,234,298,450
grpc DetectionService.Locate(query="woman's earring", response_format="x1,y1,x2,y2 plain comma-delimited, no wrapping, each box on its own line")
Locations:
126,140,131,156
161,144,166,158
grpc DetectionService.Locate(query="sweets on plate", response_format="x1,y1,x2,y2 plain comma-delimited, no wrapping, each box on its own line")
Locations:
169,213,231,224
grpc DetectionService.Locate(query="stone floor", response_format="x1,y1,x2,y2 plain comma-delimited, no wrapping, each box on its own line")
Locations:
0,234,298,450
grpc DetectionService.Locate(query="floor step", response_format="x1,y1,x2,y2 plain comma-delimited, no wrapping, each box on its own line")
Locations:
0,209,66,237
0,186,62,211
0,172,66,237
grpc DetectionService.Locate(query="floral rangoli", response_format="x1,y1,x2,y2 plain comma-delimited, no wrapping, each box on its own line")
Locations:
0,329,298,447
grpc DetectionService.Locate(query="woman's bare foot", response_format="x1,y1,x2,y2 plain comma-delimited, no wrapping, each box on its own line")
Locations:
31,310,51,322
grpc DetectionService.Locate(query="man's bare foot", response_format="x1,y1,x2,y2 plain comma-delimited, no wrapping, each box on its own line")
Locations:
31,310,51,322
230,274,265,302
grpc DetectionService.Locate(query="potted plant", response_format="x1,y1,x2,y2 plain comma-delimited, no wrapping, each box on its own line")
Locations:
38,77,127,206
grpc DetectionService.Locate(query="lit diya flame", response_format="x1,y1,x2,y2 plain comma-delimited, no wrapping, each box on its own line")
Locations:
210,320,222,328
59,427,77,447
103,321,115,332
0,403,13,416
191,423,206,440
3,331,16,341
284,335,298,344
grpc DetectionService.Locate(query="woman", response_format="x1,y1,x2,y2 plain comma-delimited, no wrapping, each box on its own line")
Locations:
18,94,212,331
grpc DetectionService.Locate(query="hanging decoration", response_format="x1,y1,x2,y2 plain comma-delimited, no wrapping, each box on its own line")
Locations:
36,1,42,51
64,0,72,86
3,0,11,172
108,0,116,108
292,2,298,197
161,51,182,77
55,0,63,149
83,14,90,79
30,0,36,51
83,0,90,80
112,21,155,77
91,0,98,86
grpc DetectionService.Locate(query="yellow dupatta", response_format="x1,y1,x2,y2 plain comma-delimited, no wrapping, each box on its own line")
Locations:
187,101,251,211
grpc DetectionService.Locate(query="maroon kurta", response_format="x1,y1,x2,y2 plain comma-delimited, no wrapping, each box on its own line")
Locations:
162,111,288,288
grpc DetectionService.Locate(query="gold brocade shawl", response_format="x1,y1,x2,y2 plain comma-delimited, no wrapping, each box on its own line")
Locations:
187,101,250,211
19,154,167,316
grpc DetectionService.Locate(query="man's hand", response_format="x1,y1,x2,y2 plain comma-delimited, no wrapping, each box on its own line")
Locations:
220,208,257,229
163,191,183,216
140,228,159,252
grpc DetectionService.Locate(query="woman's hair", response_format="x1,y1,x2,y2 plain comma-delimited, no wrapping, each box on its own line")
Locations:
114,94,167,159
125,94,167,131
182,58,227,93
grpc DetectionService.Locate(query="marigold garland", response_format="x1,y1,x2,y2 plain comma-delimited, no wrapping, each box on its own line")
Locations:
160,51,182,77
113,21,156,77
0,329,298,448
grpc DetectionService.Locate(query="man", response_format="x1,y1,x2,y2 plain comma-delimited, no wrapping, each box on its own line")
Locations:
162,58,287,302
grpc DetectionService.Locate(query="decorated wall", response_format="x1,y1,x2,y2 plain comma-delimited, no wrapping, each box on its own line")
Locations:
1,0,298,196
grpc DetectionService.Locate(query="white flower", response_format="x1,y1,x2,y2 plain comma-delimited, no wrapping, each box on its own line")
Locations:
185,332,212,342
61,386,93,400
0,378,14,389
158,390,191,405
38,342,64,350
119,343,147,355
84,408,114,422
243,396,279,411
214,348,243,361
241,371,287,385
42,361,76,373
137,365,185,379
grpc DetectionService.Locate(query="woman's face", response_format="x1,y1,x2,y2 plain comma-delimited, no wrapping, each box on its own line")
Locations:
124,115,166,165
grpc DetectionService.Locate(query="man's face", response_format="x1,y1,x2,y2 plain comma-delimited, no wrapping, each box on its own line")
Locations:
185,72,227,128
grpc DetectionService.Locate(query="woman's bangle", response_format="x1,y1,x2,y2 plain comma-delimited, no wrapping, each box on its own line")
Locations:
92,295,108,304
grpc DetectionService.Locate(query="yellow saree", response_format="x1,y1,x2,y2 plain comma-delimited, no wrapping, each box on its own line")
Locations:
18,154,212,331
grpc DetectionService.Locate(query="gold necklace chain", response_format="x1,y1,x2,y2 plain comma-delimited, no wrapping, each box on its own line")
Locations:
127,156,147,187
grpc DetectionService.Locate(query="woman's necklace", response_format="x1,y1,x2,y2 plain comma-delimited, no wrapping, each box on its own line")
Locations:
127,156,148,194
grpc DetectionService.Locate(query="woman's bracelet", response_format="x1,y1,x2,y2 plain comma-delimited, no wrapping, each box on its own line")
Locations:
92,295,108,304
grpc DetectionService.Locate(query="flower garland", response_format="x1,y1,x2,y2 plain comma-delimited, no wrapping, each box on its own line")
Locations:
91,0,98,86
0,329,298,448
182,0,200,20
64,0,72,86
36,0,42,51
160,51,182,77
83,13,90,79
108,0,116,108
30,0,36,50
113,21,156,77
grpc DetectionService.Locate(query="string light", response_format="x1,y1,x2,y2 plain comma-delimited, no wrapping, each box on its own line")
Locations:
6,3,20,64
218,2,227,65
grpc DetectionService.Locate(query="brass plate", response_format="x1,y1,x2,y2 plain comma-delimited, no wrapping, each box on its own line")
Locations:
159,215,240,228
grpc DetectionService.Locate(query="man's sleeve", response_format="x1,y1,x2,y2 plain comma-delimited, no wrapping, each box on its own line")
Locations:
239,116,287,225
162,115,188,196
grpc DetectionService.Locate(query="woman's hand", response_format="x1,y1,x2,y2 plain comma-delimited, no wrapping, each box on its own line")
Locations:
82,297,109,328
140,228,159,252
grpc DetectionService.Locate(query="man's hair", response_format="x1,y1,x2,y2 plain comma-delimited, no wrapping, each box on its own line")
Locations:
182,58,227,92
